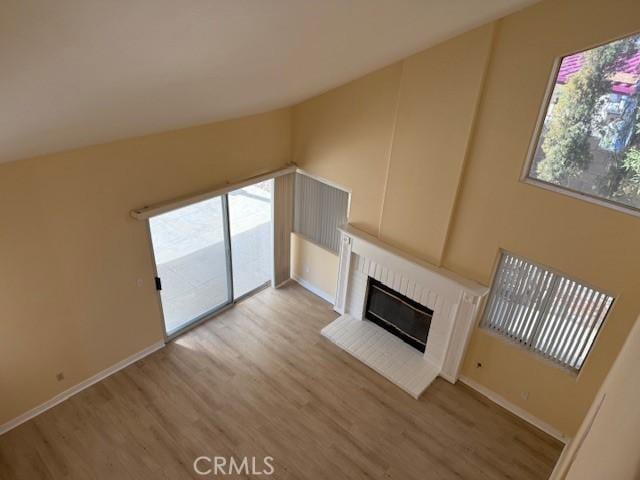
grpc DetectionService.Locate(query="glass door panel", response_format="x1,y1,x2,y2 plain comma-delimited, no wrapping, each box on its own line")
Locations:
149,196,231,336
228,180,273,299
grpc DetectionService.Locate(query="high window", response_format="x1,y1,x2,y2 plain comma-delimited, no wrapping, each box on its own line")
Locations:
481,251,614,371
526,32,640,215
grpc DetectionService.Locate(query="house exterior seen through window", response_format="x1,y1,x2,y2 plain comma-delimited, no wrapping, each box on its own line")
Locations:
527,32,640,214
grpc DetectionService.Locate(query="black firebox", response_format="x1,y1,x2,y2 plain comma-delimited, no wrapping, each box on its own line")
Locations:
364,277,433,353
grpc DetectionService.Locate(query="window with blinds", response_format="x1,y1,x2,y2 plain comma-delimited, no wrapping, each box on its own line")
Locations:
481,251,614,371
293,173,349,253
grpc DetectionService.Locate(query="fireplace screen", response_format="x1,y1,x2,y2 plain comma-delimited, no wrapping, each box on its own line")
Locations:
364,277,433,353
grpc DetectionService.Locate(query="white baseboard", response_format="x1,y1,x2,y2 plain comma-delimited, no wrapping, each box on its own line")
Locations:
274,278,293,289
439,371,457,384
459,375,568,444
0,340,165,436
291,274,335,304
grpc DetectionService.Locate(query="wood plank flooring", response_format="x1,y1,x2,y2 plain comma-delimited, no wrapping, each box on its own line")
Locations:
0,283,562,479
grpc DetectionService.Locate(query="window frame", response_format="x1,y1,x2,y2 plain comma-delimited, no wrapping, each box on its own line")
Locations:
521,33,640,219
479,249,616,375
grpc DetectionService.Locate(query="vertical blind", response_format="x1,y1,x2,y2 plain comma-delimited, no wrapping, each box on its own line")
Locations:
273,173,294,287
481,251,614,371
294,173,349,253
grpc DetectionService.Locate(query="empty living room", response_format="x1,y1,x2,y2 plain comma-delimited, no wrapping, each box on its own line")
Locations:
2,0,640,479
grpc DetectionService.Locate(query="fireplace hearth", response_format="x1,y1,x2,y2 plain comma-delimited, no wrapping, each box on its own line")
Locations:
321,224,488,398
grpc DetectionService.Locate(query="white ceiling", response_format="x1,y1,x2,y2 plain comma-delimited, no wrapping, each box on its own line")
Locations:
0,0,537,164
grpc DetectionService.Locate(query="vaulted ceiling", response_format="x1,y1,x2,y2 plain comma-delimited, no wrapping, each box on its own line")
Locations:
0,0,538,163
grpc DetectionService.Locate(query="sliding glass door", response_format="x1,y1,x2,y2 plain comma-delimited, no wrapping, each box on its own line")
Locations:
228,180,273,299
148,180,274,337
149,196,232,336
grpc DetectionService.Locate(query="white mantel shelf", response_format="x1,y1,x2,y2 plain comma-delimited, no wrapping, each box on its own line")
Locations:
337,224,487,298
322,224,489,399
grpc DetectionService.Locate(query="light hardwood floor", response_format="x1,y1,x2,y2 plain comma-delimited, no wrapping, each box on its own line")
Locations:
0,283,562,479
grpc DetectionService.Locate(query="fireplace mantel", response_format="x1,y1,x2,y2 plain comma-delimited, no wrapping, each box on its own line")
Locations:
321,224,489,398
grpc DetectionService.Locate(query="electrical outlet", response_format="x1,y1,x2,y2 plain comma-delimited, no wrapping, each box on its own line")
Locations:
136,278,144,287
520,391,529,401
56,372,65,382
304,265,310,273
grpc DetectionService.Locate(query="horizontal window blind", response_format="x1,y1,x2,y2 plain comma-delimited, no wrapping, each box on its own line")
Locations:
481,252,613,371
293,173,348,253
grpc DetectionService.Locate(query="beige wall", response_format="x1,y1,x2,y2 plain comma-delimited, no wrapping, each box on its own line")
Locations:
291,0,640,437
379,24,494,264
554,316,640,480
445,0,640,436
292,63,403,237
0,109,291,426
290,233,339,300
292,24,495,258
